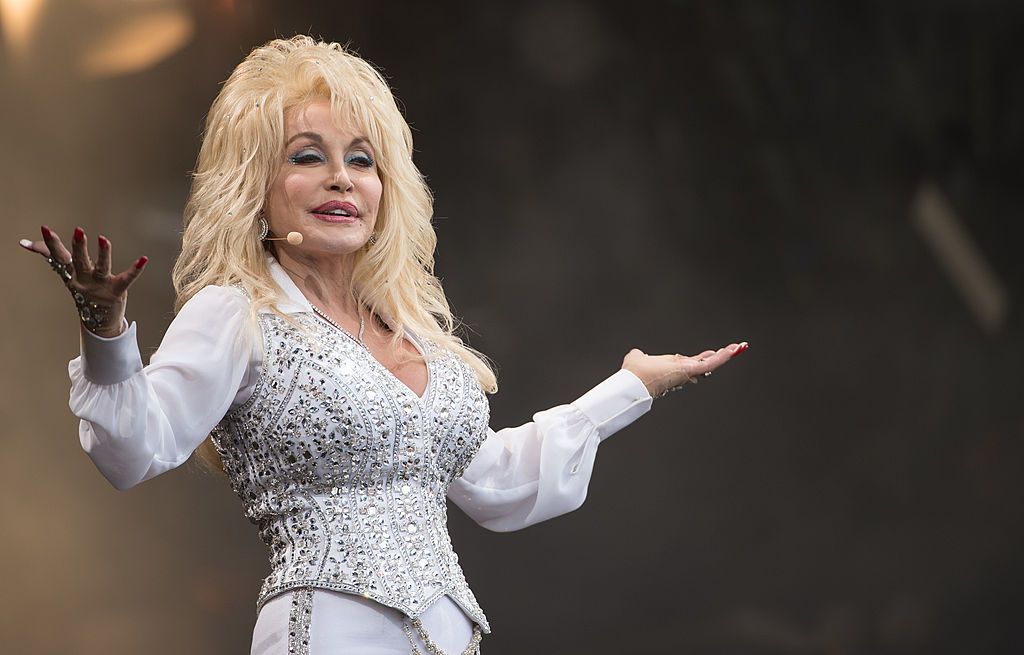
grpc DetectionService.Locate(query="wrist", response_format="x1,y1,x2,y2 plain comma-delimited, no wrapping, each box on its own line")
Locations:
83,320,125,339
620,365,655,397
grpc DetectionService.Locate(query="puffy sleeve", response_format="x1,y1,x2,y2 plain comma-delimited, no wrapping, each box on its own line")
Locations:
67,285,256,491
447,368,653,532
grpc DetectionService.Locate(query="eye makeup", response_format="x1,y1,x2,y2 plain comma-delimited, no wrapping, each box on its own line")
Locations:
287,149,374,168
288,150,325,164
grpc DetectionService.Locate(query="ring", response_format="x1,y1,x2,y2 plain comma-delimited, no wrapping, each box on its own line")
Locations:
703,371,712,377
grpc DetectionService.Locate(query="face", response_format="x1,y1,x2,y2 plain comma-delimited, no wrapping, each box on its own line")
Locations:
265,98,382,259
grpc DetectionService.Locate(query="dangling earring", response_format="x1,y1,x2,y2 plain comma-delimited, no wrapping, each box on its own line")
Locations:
257,213,269,240
366,232,378,246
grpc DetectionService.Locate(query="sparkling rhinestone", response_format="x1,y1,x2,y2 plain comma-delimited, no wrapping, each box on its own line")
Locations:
211,311,493,633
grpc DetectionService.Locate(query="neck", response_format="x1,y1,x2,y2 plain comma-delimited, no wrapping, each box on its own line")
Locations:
273,246,360,318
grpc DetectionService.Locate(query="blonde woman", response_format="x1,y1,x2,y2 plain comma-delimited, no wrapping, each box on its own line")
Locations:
20,36,747,655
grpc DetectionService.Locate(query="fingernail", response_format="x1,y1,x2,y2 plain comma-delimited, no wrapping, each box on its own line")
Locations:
135,256,148,269
730,342,749,358
98,235,109,248
41,225,51,238
74,227,84,242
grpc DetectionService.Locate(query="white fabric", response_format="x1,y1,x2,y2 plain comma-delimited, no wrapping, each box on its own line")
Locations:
67,253,654,650
251,590,474,655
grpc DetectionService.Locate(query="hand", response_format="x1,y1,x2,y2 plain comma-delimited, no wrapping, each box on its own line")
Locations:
621,341,749,398
19,225,149,338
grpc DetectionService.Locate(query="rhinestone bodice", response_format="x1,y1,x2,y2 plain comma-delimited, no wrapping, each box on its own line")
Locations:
210,310,492,632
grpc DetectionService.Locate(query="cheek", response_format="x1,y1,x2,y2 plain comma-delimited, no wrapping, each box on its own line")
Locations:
267,171,312,214
363,176,384,212
281,170,318,201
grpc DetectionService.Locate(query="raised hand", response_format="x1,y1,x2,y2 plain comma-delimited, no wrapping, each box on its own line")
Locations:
19,225,148,338
622,341,749,398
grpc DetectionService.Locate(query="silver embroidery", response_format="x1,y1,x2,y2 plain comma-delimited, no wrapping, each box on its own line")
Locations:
287,587,314,655
211,311,492,634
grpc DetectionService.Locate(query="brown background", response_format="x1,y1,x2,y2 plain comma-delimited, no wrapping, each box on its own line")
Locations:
3,1,1022,653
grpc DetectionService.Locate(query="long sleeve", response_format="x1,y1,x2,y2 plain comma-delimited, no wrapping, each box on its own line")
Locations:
447,368,653,532
67,285,256,491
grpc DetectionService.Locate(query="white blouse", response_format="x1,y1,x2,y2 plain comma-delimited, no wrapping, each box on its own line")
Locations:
66,254,654,650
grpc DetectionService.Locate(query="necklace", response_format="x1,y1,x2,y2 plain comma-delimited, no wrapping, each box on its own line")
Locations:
309,302,366,346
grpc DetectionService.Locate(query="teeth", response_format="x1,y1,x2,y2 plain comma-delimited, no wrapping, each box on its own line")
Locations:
322,209,351,216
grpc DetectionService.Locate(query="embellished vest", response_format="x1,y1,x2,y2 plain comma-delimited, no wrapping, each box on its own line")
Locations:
210,308,493,633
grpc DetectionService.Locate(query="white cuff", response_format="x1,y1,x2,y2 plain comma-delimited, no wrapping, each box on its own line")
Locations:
79,318,143,385
572,369,653,441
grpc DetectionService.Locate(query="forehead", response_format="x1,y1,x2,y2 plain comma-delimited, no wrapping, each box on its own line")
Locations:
285,99,365,140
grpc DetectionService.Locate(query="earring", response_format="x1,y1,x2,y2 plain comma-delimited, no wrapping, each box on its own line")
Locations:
257,213,269,240
366,232,378,246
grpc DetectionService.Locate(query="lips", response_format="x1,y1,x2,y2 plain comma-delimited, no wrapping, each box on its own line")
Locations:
311,200,359,218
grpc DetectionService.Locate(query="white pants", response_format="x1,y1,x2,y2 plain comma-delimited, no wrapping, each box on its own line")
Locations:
250,588,478,654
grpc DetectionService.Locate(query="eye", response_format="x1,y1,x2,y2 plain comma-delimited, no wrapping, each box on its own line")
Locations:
346,152,375,168
288,149,324,165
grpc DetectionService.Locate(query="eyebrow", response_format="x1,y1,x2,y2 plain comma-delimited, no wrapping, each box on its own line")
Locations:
285,131,372,150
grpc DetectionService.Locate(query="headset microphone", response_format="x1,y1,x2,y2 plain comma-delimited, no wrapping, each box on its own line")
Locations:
265,231,304,245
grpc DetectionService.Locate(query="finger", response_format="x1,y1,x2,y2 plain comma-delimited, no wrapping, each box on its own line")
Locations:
70,226,93,277
19,238,51,258
110,256,148,295
683,348,728,378
95,235,112,277
40,225,72,263
706,343,744,371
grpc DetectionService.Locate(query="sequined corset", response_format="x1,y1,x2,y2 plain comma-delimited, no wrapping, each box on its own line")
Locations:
210,310,492,633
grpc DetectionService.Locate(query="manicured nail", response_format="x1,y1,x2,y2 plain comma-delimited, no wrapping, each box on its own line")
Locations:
135,256,148,269
74,227,85,242
730,342,749,358
19,238,32,249
41,225,52,238
98,235,109,248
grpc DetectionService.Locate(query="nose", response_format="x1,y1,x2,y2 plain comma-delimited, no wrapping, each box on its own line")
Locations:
326,162,353,192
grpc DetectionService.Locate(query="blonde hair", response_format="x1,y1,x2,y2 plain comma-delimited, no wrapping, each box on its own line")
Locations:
174,35,498,475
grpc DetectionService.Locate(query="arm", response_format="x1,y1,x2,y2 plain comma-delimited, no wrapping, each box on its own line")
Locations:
447,369,653,532
67,285,255,491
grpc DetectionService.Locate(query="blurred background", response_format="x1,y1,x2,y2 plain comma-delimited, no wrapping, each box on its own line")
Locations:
2,1,1022,653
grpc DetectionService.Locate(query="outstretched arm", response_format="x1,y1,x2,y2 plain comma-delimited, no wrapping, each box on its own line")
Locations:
21,221,257,491
447,343,748,532
448,368,652,532
67,285,256,490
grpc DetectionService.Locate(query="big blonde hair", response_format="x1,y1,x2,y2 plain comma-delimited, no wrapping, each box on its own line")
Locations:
174,35,498,475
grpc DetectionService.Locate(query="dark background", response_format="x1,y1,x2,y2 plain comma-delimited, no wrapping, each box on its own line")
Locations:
3,1,1022,653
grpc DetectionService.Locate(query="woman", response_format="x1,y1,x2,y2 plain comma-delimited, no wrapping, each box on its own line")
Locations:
19,36,747,655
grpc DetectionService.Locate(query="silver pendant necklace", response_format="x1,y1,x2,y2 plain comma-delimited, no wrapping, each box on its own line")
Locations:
309,302,366,346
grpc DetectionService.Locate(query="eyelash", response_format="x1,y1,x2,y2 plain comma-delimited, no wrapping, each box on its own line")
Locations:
288,150,375,168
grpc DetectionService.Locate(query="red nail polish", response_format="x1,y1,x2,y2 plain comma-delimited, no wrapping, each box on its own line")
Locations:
74,227,84,242
730,343,749,358
135,256,148,269
98,235,109,248
41,226,52,238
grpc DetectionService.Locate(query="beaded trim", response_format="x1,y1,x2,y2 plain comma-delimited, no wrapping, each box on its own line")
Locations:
287,587,315,655
403,616,483,655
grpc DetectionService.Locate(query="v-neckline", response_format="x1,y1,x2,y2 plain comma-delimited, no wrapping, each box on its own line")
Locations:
309,307,432,403
266,256,432,403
